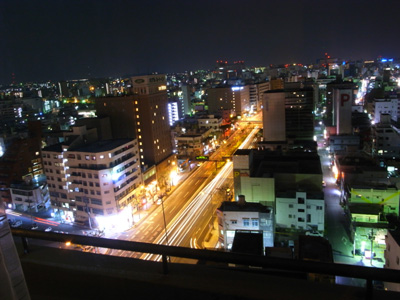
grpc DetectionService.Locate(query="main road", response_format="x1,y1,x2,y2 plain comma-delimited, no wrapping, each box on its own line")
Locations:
109,120,260,259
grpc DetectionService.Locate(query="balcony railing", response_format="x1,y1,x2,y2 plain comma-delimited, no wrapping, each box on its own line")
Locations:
11,228,400,300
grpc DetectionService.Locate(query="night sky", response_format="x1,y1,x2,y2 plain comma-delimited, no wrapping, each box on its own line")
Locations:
1,0,399,84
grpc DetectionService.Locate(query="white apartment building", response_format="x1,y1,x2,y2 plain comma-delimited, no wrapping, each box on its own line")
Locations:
384,230,400,292
197,115,222,131
369,98,398,124
10,182,50,212
168,101,180,126
275,191,325,235
175,128,213,159
42,138,142,227
217,198,274,250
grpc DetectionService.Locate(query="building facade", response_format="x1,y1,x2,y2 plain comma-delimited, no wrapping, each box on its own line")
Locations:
275,191,325,235
10,181,50,212
217,199,274,251
206,86,250,116
263,88,314,142
95,74,173,167
42,139,142,227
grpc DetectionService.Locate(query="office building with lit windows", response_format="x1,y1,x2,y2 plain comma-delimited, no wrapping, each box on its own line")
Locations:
42,138,142,226
95,74,173,168
206,86,250,116
263,88,315,142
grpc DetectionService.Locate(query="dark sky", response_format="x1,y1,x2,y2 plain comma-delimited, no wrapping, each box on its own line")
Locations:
1,0,399,84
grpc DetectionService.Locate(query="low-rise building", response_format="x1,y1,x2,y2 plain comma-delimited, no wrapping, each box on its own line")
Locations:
276,191,325,235
217,196,274,251
196,115,222,131
175,128,213,159
10,181,50,212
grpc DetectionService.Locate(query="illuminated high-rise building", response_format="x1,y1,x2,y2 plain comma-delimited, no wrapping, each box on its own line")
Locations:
263,87,314,142
95,74,173,167
206,85,250,116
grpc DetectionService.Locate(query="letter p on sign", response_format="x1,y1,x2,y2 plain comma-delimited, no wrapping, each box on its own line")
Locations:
341,93,350,106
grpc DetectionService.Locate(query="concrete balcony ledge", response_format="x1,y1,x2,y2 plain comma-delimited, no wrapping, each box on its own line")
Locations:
14,241,399,300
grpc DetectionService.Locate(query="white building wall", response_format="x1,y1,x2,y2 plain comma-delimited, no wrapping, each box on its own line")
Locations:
10,184,50,212
335,89,353,135
373,99,398,124
43,140,142,226
67,140,142,223
220,210,273,250
276,192,325,233
240,177,275,205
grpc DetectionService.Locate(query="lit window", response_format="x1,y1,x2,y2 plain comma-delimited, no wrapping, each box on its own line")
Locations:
138,129,141,132
137,122,140,125
243,218,250,227
136,108,139,111
139,135,142,139
136,115,140,118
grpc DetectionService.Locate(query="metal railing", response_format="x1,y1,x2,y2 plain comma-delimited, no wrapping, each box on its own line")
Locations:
11,228,400,300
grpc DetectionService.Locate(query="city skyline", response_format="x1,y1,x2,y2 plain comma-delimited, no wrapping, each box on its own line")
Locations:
1,0,400,84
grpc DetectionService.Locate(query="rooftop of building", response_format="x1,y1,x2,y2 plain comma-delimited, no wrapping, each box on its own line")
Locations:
72,138,134,153
348,203,383,215
231,230,264,256
218,201,272,213
350,183,397,190
298,235,333,263
254,157,321,177
41,143,64,153
275,190,324,200
233,149,252,156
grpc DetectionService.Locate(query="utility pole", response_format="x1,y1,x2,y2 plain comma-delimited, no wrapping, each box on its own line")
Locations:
160,198,169,246
368,229,375,266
